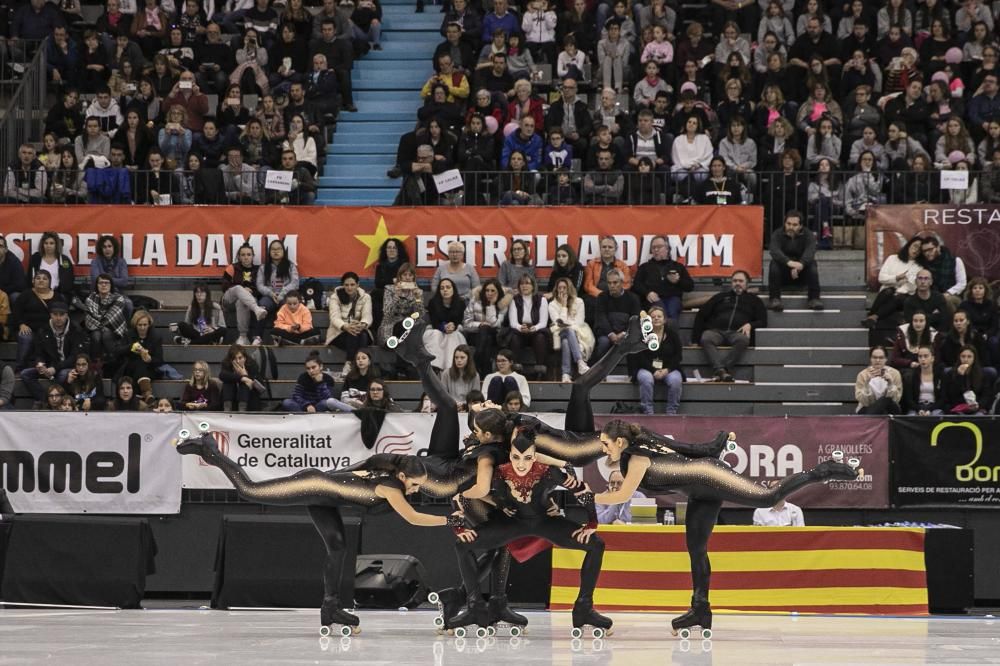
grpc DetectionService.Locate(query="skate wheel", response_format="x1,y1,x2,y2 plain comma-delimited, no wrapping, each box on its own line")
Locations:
702,628,712,640
486,625,496,637
641,320,654,333
475,626,488,639
177,428,190,439
679,628,691,640
402,317,415,330
428,591,440,604
433,615,445,628
338,625,352,637
571,627,583,639
647,339,660,351
848,457,860,470
386,337,399,349
725,441,738,452
198,421,210,432
509,625,522,638
454,627,467,638
592,627,605,639
831,449,844,462
319,625,331,637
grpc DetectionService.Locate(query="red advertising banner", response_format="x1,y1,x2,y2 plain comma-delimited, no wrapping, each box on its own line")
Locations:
866,204,1000,289
585,415,889,508
0,205,763,280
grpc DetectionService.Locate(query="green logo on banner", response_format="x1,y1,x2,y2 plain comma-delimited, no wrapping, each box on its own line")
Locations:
930,421,999,482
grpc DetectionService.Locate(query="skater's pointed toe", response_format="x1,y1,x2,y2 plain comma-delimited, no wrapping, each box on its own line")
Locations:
175,433,219,458
810,460,859,482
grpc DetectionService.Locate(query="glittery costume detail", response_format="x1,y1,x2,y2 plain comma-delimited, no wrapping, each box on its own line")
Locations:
498,461,550,504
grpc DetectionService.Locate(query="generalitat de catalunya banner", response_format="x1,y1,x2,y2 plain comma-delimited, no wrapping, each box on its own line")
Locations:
180,412,565,489
0,205,764,280
583,415,889,509
866,204,1000,289
0,412,182,514
891,417,1000,507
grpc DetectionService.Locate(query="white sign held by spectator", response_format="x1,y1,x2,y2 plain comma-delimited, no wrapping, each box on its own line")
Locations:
433,169,464,193
940,170,969,190
265,170,294,192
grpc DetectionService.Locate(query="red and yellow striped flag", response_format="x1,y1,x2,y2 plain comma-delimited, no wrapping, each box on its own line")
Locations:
551,526,928,615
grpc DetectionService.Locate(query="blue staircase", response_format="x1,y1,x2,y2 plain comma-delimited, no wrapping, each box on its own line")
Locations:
317,0,441,206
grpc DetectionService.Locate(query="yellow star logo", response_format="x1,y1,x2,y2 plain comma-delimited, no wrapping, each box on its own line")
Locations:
354,216,408,269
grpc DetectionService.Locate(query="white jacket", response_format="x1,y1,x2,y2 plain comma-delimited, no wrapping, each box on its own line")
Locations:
522,10,557,44
547,296,594,360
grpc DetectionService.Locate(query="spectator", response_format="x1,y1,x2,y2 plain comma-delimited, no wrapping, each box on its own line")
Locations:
501,115,542,170
255,95,286,143
436,22,476,74
462,278,509,372
106,376,145,411
45,89,84,142
482,348,531,406
4,144,47,204
136,149,180,204
596,470,647,524
902,345,945,415
632,305,683,415
855,345,903,414
174,285,226,345
670,114,713,201
695,156,742,205
555,34,588,81
885,121,930,169
28,231,75,302
222,243,268,346
220,146,261,204
219,343,266,411
269,23,310,96
633,61,670,110
632,235,694,322
884,80,929,147
942,345,992,415
440,0,479,46
158,105,194,165
371,237,408,331
752,499,804,526
271,290,320,345
795,84,842,135
82,273,128,364
935,117,976,169
131,0,169,57
440,345,479,409
396,144,444,205
430,241,480,299
548,276,593,382
959,278,998,340
597,18,631,92
282,114,319,174
179,360,223,411
584,124,626,170
719,115,756,180
805,157,838,243
241,119,279,169
890,309,938,371
20,299,88,404
593,87,633,147
627,157,664,204
231,28,268,95
45,25,79,86
11,0,65,60
79,29,111,93
423,54,471,105
625,109,669,173
893,153,941,205
282,353,353,412
843,151,882,224
494,238,533,291
257,239,299,319
768,210,823,311
118,109,155,169
376,262,424,345
920,236,966,309
759,117,799,171
593,268,641,361
41,383,70,411
691,270,768,382
481,0,517,42
11,270,57,369
805,116,840,168
305,52,341,122
862,235,923,329
423,278,467,371
788,16,841,76
360,379,401,412
164,70,210,133
309,18,356,112
48,149,88,204
583,235,632,307
849,126,888,172
508,274,549,378
969,73,1000,138
936,310,992,379
341,348,380,403
544,243,584,298
582,148,624,204
114,308,165,401
192,119,230,169
545,77,593,157
325,271,373,358
75,117,112,168
0,235,28,305
63,353,106,412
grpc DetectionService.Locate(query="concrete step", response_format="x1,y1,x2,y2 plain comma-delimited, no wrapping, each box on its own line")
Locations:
354,90,422,102
755,328,870,347
336,120,414,133
352,77,427,90
753,402,856,416
319,176,398,188
340,110,418,121
753,365,863,383
316,191,397,205
323,164,395,178
333,132,403,145
328,143,398,155
326,154,398,167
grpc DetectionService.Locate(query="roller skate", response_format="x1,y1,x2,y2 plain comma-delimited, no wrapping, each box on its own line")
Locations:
571,597,613,638
429,587,464,633
445,599,493,638
488,595,528,637
830,450,864,478
319,596,361,637
670,597,712,640
385,312,421,350
618,315,653,355
811,453,861,483
638,310,660,351
389,316,435,367
173,422,215,458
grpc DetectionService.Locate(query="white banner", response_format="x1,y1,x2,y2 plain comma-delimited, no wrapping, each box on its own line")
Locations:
180,412,565,489
0,413,183,514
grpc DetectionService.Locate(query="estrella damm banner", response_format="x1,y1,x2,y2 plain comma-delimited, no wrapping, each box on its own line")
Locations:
890,417,1000,506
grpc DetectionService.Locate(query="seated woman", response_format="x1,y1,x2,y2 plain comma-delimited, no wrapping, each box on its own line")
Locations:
28,231,75,303
376,262,425,346
508,274,550,379
440,344,480,410
82,273,129,367
341,348,380,408
256,239,299,321
462,279,510,373
219,343,266,412
325,271,373,359
862,236,923,329
855,346,903,414
89,235,132,316
62,353,106,412
360,378,402,412
281,352,354,413
107,375,146,411
889,310,937,372
180,360,224,411
959,277,998,341
497,238,536,293
632,305,683,415
902,345,944,416
174,285,226,345
11,269,56,369
936,310,993,382
423,278,467,372
42,383,70,411
547,277,594,383
481,348,531,406
114,309,164,406
942,345,993,415
222,242,268,347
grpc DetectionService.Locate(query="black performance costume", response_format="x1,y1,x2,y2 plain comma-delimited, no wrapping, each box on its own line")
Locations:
604,425,859,636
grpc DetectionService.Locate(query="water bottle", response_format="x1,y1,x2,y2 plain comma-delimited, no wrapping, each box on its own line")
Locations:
662,509,675,525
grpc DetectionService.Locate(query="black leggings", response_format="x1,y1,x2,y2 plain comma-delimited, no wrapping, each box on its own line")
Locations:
176,322,227,344
456,516,605,602
867,288,906,320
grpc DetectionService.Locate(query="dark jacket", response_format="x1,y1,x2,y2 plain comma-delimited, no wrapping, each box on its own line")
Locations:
10,290,52,331
958,299,998,337
691,289,768,343
546,262,584,294
902,291,949,331
427,295,466,331
935,331,989,369
627,172,663,205
30,321,88,370
544,99,594,139
289,370,336,409
0,251,27,295
28,253,75,301
942,364,993,413
594,289,641,337
632,258,694,303
222,261,261,295
695,177,741,205
901,363,946,414
631,323,683,378
44,101,85,140
769,228,817,266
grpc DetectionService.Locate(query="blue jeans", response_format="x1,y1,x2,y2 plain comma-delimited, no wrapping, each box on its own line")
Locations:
21,366,72,402
281,398,355,412
649,295,681,323
637,368,682,415
158,363,183,380
352,22,381,45
560,328,583,375
15,329,33,369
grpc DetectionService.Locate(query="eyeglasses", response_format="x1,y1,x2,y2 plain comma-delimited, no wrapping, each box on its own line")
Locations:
369,387,384,392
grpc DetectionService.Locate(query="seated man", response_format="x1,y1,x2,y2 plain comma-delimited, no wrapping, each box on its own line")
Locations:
20,299,88,405
396,144,444,205
592,268,641,360
220,146,261,204
691,269,767,382
919,235,966,311
902,269,950,331
596,470,646,524
768,209,823,311
305,53,341,121
3,144,47,204
271,149,316,205
752,499,804,526
632,234,693,322
582,148,624,205
86,144,133,203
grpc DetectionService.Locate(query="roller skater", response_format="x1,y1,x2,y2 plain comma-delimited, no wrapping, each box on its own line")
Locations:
594,421,860,640
172,429,464,636
385,312,420,349
572,597,614,638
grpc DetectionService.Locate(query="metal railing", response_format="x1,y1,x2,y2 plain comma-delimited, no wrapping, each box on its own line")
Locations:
0,40,47,168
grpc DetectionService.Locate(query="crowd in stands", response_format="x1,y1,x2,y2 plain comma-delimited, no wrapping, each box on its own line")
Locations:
1,0,395,205
393,0,1000,224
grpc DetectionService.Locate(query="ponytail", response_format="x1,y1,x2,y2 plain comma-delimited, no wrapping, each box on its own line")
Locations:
601,419,640,443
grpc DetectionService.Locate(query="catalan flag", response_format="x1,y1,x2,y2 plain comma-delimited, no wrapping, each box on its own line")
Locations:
550,526,928,615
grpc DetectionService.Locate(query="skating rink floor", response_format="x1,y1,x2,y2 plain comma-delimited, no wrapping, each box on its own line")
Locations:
1,606,999,665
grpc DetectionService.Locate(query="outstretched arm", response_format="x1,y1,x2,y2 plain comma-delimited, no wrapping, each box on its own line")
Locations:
377,485,448,527
460,456,495,500
595,456,649,505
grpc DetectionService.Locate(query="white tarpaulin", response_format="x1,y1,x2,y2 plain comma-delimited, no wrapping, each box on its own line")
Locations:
0,412,183,514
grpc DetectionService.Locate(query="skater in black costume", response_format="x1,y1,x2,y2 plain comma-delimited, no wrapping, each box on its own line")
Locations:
450,431,613,639
173,432,463,636
593,420,861,639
